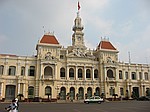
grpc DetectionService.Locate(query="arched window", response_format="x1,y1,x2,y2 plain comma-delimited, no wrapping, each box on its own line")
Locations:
95,87,100,96
86,69,91,78
45,86,52,95
107,69,113,78
87,87,92,98
119,70,123,79
70,87,75,99
0,65,4,75
44,66,53,78
109,87,115,96
78,87,84,99
8,66,16,76
78,69,82,78
69,68,74,78
131,72,136,80
29,66,35,76
21,66,25,76
60,67,65,77
125,72,128,79
60,87,66,100
28,86,34,98
120,88,124,96
94,69,98,78
144,72,149,80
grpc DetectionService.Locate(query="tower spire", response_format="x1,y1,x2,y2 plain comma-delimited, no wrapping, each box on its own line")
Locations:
71,2,86,50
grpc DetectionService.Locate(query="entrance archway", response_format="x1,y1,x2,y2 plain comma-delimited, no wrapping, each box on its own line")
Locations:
78,87,84,100
87,87,92,98
95,87,100,96
60,87,66,100
5,85,16,100
70,87,75,100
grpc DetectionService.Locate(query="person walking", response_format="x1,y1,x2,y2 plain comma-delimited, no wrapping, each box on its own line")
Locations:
5,99,17,112
15,98,19,112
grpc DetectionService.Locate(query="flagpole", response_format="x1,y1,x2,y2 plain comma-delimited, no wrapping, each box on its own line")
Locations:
77,1,81,16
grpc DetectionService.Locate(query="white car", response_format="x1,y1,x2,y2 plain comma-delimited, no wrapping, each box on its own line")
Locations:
84,96,104,104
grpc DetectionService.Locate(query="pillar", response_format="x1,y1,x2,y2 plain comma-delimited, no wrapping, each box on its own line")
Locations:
18,83,20,94
75,66,78,80
84,66,86,80
92,66,94,80
67,65,69,80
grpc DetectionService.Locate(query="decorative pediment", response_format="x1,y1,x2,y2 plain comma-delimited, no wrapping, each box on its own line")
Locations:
67,49,95,59
45,52,57,61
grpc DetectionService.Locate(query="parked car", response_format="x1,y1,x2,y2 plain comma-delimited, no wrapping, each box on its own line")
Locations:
84,96,104,104
137,96,150,101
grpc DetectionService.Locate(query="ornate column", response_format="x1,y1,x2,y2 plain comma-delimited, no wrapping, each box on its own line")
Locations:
4,60,8,75
0,83,3,97
103,66,107,97
16,60,21,76
17,83,20,94
129,85,132,98
75,65,78,80
66,65,69,80
25,61,29,77
128,66,131,80
92,66,94,80
23,83,26,97
143,85,145,96
84,66,86,80
54,64,57,80
40,64,43,79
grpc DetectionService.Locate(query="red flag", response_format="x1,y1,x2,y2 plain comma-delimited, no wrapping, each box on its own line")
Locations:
78,1,80,10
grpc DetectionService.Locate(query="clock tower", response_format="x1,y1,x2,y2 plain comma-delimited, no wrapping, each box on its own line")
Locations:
72,12,86,51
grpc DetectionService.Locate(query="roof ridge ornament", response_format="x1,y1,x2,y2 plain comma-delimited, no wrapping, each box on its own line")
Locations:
101,36,109,41
45,31,54,36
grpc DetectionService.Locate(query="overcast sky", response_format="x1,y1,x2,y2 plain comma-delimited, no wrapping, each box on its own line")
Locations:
0,0,150,64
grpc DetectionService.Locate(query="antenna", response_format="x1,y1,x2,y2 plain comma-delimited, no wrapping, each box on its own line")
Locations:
128,51,131,64
43,26,45,34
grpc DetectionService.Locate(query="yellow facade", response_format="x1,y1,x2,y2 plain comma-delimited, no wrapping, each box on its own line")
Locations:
0,13,150,101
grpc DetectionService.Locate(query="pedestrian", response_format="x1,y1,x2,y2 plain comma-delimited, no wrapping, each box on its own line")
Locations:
5,99,17,112
15,98,19,112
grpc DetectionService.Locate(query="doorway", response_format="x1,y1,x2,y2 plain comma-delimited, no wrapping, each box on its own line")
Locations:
5,85,16,100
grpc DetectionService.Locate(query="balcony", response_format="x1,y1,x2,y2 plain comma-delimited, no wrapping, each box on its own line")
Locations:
60,77,66,80
106,77,116,83
43,75,53,80
78,78,83,80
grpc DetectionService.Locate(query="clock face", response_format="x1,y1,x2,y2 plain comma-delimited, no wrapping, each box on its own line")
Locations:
78,37,81,41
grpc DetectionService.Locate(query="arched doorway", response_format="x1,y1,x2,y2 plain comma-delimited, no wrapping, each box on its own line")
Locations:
45,86,52,100
87,87,92,98
78,87,84,100
60,87,66,100
70,87,75,100
28,86,34,99
5,85,16,100
95,87,100,96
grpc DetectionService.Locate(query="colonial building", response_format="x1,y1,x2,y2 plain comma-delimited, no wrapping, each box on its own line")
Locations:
0,12,150,101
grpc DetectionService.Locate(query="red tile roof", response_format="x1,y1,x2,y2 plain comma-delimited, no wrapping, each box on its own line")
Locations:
0,54,18,57
97,41,116,50
40,34,59,44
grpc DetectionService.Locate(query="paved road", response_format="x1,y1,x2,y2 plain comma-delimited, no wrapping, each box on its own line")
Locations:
0,101,150,112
